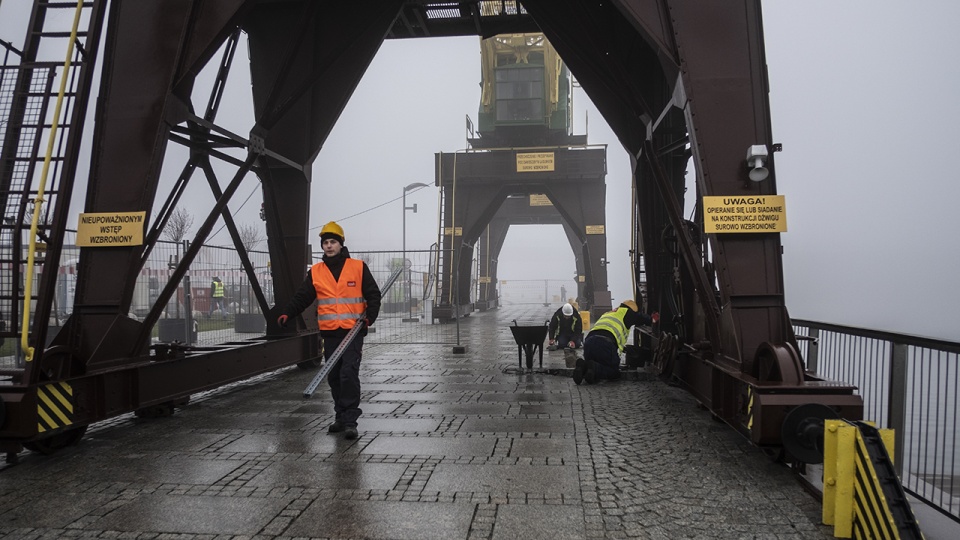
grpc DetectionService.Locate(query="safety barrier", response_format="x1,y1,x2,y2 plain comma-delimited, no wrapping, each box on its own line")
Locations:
499,278,580,307
0,238,459,358
793,319,960,523
822,419,923,539
336,249,459,346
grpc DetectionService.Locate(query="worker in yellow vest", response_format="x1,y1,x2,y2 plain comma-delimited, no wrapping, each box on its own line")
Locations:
573,300,658,385
209,277,226,316
277,221,381,440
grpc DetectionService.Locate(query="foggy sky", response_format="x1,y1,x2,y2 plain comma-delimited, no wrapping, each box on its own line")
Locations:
1,1,956,341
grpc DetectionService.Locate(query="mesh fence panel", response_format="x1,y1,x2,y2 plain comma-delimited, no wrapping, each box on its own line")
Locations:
1,240,458,368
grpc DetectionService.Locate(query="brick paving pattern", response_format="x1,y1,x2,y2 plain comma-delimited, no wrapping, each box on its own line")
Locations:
0,306,832,539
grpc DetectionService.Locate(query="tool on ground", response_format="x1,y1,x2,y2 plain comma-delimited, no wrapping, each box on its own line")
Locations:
302,266,403,398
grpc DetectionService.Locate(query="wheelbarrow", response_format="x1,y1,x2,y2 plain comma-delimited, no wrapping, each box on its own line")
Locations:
508,320,549,369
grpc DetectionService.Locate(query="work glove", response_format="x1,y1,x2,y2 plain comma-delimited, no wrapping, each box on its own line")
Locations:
277,314,288,327
568,340,576,349
651,312,660,324
548,339,555,346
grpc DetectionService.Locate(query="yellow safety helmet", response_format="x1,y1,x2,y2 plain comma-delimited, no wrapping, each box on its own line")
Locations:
620,300,639,312
319,221,345,243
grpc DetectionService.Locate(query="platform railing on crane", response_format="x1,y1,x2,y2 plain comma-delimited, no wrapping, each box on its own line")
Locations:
20,0,86,363
792,319,960,523
0,0,106,373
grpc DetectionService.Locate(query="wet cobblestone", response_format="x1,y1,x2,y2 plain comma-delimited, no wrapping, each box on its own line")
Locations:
0,306,832,539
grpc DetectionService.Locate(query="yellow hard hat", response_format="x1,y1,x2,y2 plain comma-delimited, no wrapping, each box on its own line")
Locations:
621,300,639,312
319,221,344,243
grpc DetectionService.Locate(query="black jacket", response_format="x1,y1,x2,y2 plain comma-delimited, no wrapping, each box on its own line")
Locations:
548,307,583,339
281,247,381,337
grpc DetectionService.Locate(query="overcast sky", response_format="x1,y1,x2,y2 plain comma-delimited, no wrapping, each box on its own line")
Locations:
1,1,957,342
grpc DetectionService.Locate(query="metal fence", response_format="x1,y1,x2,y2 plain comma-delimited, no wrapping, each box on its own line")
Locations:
499,278,580,307
792,319,960,522
3,237,458,361
324,249,458,346
33,231,276,349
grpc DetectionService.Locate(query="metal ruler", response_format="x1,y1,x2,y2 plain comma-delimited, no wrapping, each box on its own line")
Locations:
302,265,403,398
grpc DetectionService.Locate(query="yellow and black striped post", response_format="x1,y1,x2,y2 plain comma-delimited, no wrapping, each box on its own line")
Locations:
822,419,923,539
36,382,76,433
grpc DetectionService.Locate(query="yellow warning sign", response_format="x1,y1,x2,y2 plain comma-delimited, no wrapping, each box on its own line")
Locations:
77,211,146,246
516,152,555,172
444,226,463,236
529,194,553,206
586,225,605,235
479,276,491,283
702,195,786,233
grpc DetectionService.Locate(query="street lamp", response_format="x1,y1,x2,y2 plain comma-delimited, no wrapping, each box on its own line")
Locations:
402,182,429,322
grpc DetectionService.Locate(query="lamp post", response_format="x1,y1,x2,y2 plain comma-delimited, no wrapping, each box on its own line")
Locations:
403,182,429,321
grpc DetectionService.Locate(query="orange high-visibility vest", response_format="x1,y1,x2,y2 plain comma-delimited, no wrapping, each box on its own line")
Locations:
311,259,366,331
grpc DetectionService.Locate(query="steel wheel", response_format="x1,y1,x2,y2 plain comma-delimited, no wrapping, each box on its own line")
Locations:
23,425,87,455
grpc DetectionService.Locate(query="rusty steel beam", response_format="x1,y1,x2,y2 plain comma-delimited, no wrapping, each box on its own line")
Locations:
435,148,611,319
0,0,862,456
0,333,321,451
475,197,584,307
519,0,861,448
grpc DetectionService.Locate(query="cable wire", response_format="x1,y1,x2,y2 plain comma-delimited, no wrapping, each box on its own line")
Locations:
308,185,429,231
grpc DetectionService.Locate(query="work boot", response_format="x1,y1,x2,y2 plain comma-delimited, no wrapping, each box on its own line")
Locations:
572,359,586,385
583,360,596,385
547,344,558,351
344,426,359,440
328,421,345,433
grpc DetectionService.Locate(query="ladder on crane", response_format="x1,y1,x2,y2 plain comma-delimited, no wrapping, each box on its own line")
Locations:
0,0,108,376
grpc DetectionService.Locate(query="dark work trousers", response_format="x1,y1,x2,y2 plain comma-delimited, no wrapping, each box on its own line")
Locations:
583,334,621,379
323,333,364,427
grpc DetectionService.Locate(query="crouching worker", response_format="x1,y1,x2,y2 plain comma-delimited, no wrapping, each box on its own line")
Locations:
277,221,381,440
573,300,658,385
548,302,583,350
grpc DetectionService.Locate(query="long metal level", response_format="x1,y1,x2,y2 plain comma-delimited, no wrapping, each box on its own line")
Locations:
302,266,404,398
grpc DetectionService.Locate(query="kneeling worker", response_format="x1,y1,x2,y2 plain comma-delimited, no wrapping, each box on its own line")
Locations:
277,221,381,440
573,300,659,385
548,302,583,350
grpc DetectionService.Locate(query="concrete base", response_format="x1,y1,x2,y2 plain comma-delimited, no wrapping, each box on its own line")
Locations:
433,302,474,322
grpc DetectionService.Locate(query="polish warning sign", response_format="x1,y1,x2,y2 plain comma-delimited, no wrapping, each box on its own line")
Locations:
77,211,146,246
702,195,786,233
529,194,553,206
516,152,555,172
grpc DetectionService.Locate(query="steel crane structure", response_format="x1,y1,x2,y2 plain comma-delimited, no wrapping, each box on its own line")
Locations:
0,1,861,459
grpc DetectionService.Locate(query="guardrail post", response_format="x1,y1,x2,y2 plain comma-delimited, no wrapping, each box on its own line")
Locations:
807,327,819,373
887,342,908,476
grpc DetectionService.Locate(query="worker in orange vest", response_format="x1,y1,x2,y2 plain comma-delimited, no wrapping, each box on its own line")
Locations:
278,221,381,440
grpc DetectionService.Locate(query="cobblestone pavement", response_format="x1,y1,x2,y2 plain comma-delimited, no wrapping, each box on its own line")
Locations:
0,306,833,539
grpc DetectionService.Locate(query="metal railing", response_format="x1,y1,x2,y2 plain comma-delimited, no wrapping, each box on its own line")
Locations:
1,238,459,369
792,319,960,522
499,278,580,307
325,249,458,346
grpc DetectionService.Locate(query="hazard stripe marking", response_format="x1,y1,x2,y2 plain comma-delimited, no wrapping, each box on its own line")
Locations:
37,382,75,432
